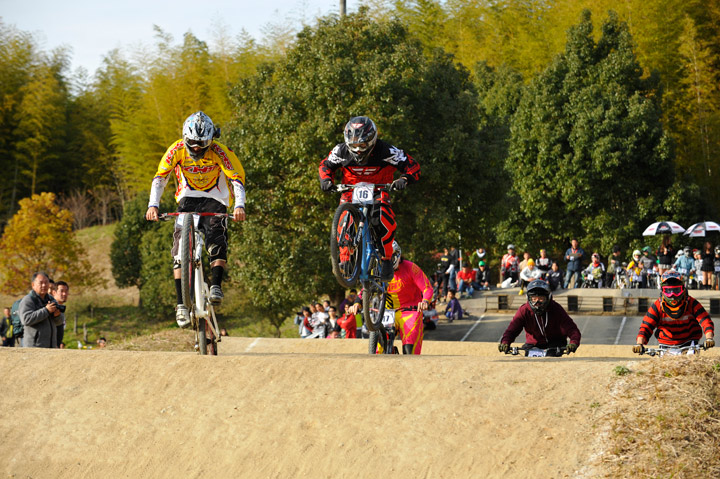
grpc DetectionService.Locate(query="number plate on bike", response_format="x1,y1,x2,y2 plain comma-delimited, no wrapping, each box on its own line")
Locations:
352,184,374,204
175,213,201,228
382,309,396,328
527,348,547,357
666,348,696,356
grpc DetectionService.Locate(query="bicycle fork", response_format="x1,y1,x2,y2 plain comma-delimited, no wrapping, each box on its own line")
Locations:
191,238,221,345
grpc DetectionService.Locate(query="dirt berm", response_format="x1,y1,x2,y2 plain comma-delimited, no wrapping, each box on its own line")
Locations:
4,339,706,478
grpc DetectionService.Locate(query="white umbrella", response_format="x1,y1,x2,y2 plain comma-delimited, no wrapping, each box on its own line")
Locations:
683,221,720,237
642,221,685,236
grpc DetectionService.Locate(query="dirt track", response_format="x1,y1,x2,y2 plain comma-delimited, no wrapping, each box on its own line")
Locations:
4,340,712,478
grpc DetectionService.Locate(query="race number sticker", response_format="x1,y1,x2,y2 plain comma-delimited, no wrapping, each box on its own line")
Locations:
352,184,374,204
175,213,201,228
382,309,396,328
527,349,547,357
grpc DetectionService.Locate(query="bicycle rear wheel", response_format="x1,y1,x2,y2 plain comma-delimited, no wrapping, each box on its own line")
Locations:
179,214,195,309
362,278,386,332
330,203,361,288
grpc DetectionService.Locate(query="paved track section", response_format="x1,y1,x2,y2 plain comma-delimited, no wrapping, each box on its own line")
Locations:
426,314,646,346
424,294,668,347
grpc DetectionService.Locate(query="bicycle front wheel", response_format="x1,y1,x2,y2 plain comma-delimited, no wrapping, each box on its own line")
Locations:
368,329,389,354
362,279,386,332
197,316,217,356
179,214,195,309
330,203,361,288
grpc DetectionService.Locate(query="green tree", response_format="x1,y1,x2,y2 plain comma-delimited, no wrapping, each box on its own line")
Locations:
110,192,175,309
111,28,267,195
226,10,494,331
674,15,720,207
472,61,524,252
0,192,103,294
14,54,70,196
504,10,674,255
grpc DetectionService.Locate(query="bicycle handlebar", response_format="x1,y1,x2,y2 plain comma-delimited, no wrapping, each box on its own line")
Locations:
504,346,568,356
334,183,395,193
158,212,232,221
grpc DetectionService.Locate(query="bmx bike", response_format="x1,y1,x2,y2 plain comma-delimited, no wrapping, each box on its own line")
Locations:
161,212,225,355
638,342,707,357
504,345,569,357
329,183,396,335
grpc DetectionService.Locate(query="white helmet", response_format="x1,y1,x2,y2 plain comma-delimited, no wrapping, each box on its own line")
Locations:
183,111,216,160
391,241,402,270
632,249,641,259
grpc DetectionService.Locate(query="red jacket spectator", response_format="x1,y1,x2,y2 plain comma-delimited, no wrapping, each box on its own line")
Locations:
457,268,476,284
337,313,360,338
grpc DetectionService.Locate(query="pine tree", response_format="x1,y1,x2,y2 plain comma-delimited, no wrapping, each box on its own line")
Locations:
504,10,674,254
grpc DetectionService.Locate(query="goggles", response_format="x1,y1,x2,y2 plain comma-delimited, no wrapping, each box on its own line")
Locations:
348,142,370,153
662,285,685,298
186,138,212,148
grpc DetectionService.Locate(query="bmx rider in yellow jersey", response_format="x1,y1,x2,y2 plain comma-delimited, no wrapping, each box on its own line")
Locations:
145,111,246,328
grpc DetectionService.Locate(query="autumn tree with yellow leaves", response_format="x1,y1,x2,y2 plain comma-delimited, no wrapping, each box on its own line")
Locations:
0,192,103,294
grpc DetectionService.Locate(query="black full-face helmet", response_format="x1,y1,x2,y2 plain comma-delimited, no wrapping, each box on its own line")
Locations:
526,279,551,313
344,116,377,164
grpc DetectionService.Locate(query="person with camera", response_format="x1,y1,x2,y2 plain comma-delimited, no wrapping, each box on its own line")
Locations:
18,272,59,348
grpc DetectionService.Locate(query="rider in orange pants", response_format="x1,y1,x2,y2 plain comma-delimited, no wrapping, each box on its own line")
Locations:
349,241,433,354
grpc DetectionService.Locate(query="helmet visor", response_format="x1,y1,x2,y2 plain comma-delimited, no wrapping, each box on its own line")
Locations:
662,285,685,298
186,138,212,149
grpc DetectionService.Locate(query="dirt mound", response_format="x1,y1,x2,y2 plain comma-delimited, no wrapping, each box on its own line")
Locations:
3,341,712,478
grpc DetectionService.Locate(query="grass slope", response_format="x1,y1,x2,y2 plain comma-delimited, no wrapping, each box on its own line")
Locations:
2,223,296,349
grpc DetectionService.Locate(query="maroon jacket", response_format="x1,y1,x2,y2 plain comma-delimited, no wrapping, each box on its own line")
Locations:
501,300,581,347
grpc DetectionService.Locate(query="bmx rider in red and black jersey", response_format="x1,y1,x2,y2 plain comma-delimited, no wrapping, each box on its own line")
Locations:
319,116,421,281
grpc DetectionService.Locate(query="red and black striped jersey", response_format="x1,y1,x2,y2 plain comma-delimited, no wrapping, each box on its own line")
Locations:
318,139,420,196
637,297,714,346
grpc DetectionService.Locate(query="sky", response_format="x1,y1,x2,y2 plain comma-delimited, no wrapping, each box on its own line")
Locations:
1,0,350,75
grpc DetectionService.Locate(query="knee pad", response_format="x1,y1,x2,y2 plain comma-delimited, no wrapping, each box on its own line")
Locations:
173,257,181,270
206,243,226,264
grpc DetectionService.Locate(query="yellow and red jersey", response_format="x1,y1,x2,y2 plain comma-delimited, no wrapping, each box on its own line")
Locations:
149,140,246,208
385,260,433,310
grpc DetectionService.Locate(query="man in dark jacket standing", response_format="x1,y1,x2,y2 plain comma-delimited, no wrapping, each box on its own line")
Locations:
19,272,58,348
563,238,585,289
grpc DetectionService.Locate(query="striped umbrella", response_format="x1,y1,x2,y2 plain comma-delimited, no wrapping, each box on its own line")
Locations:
683,221,720,237
642,221,685,236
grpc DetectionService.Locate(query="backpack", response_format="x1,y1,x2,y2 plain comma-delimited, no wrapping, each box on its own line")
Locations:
11,298,23,338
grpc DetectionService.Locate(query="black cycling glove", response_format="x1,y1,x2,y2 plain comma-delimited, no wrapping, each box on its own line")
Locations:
391,177,407,190
320,179,334,192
